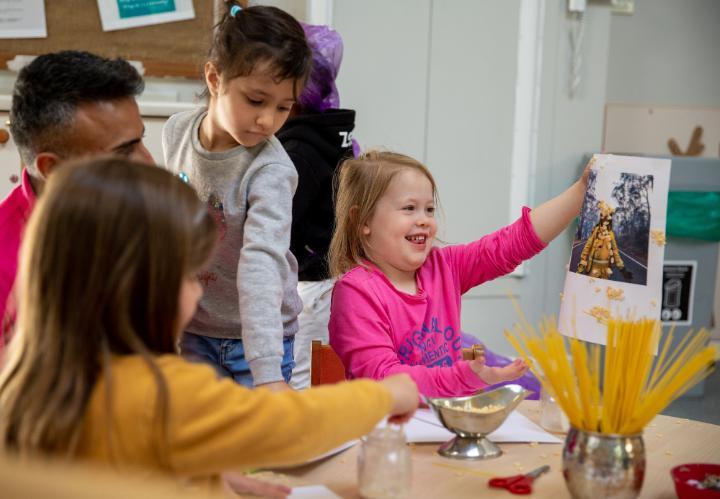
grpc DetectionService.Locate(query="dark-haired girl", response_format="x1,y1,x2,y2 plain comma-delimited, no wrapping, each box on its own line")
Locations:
162,4,312,389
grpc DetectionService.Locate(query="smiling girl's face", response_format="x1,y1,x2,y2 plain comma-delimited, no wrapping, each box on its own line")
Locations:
362,168,437,290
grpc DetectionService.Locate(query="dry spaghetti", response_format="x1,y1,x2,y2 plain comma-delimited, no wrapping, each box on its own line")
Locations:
505,315,715,435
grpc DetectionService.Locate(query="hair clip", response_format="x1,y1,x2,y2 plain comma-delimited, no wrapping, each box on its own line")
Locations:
230,4,242,17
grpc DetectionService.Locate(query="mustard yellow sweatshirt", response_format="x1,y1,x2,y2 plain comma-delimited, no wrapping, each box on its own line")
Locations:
77,355,391,480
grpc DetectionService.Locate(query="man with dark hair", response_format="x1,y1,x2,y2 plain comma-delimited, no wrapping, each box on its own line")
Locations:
1,50,154,340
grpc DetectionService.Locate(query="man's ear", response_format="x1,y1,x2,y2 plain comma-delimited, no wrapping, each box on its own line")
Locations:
34,152,62,180
204,62,221,98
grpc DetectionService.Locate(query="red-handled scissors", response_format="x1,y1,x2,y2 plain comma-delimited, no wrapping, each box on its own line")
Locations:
488,465,550,494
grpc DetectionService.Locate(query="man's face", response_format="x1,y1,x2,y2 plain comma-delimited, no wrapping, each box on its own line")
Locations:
67,97,154,165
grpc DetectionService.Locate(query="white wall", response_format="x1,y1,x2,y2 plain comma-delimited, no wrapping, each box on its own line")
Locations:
606,0,720,107
425,0,520,244
334,0,431,160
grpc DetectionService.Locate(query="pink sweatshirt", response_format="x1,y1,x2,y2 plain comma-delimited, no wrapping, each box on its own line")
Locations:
0,169,35,344
329,207,546,397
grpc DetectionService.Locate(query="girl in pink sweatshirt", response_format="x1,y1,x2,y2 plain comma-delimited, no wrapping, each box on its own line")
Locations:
328,150,590,397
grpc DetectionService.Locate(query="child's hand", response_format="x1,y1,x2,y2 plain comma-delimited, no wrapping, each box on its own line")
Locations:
469,355,529,385
379,374,419,424
529,156,596,244
579,156,596,188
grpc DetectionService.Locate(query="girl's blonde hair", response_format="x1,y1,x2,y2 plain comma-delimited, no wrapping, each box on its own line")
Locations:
0,157,217,459
329,150,438,277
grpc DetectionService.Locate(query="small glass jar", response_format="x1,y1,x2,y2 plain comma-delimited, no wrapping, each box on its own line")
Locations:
540,387,569,433
357,425,411,499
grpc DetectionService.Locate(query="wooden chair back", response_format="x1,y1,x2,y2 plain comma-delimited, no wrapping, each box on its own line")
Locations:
311,340,347,386
310,341,484,386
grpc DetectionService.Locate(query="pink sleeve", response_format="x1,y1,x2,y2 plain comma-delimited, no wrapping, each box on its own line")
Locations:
329,278,487,398
444,206,546,293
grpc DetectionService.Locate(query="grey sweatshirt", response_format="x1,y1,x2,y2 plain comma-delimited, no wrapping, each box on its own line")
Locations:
162,108,303,385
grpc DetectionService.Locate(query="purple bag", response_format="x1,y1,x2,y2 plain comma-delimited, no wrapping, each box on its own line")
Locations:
300,23,361,157
461,332,541,399
299,23,343,113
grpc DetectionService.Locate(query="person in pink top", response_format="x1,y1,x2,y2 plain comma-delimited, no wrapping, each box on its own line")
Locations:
328,150,591,397
0,170,35,341
0,51,155,344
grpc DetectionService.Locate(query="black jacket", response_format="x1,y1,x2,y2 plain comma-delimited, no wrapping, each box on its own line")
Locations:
277,108,356,281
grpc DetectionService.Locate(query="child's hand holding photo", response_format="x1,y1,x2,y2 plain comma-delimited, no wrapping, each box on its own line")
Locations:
529,156,595,245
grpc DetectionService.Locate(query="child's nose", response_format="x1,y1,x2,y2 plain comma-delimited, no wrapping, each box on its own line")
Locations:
256,111,274,132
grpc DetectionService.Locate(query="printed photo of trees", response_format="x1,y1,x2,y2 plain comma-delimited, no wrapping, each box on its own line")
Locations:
569,170,653,286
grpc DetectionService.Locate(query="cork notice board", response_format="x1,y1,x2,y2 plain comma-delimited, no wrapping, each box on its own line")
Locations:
0,0,215,78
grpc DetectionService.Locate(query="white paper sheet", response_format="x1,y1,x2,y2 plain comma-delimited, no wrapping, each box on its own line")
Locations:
289,485,341,498
405,409,561,444
96,0,195,32
558,154,671,344
0,0,46,39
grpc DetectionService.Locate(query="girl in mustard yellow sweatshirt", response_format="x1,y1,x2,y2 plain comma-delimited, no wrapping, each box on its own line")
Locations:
0,157,418,493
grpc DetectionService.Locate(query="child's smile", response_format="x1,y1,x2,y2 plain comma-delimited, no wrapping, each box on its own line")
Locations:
362,168,437,291
406,234,428,244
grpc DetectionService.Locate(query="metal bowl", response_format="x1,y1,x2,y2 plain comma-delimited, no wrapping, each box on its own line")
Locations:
426,384,533,460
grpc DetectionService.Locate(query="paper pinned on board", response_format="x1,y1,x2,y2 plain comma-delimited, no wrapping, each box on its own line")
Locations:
0,0,47,39
96,0,195,32
558,154,671,345
405,408,561,444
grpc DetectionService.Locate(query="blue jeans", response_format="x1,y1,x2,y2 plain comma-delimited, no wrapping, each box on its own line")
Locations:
180,332,295,387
